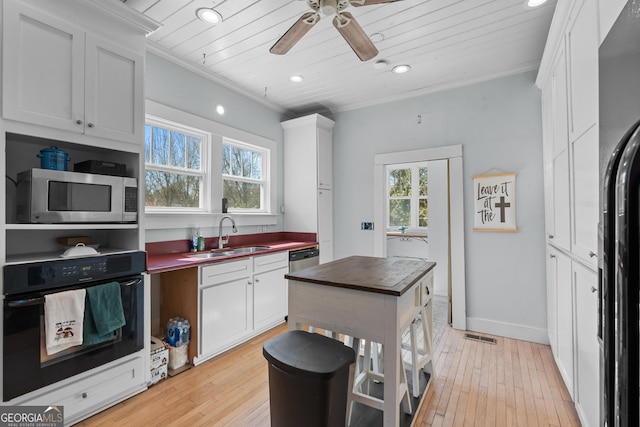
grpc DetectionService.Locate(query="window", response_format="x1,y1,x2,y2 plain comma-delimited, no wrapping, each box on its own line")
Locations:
222,139,267,212
145,120,208,210
387,163,428,229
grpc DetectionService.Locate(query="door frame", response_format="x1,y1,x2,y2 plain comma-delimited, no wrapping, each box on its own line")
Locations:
373,144,466,330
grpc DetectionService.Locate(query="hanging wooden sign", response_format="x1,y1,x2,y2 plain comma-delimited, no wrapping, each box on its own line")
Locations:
473,172,517,232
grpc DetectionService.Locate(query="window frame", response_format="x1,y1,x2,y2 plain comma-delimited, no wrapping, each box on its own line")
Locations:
144,116,211,213
144,100,278,231
222,137,270,213
386,161,429,232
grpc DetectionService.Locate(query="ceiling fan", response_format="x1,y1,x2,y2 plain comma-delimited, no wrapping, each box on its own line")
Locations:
270,0,401,62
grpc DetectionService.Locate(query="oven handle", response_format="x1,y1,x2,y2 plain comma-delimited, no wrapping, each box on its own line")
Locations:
6,278,143,308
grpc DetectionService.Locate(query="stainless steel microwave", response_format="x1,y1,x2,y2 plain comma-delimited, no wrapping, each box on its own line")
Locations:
16,168,137,223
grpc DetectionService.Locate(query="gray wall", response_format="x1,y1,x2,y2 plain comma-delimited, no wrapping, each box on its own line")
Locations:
144,53,287,240
332,71,547,340
145,52,548,340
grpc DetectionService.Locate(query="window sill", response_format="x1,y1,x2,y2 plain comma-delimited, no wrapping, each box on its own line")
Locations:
144,211,278,230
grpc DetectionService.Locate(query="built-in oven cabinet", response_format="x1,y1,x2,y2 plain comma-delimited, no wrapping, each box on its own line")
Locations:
7,353,145,426
4,133,143,263
1,0,154,149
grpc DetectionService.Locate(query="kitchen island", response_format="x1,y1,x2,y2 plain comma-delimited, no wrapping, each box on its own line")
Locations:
285,255,436,427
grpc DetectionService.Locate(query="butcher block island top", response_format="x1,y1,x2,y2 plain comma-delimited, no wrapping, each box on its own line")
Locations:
285,255,436,296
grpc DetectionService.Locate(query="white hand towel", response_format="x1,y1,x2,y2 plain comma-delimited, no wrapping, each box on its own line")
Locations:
45,289,86,355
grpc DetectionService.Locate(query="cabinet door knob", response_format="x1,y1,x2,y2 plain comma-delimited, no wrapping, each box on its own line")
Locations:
76,119,83,125
87,122,94,128
247,280,252,285
589,251,597,258
591,286,597,293
255,278,260,283
82,392,88,399
548,234,554,239
549,254,556,259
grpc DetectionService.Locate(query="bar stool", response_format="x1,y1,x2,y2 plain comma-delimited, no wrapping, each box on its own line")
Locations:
403,300,436,398
345,337,412,426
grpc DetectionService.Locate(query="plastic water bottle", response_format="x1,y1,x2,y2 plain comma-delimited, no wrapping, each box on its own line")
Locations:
166,317,190,347
181,319,191,346
191,230,199,252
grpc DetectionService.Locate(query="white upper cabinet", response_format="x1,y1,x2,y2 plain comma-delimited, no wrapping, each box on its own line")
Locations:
282,114,335,263
2,2,85,133
83,35,144,144
2,0,146,146
567,0,598,142
537,0,601,424
571,124,599,267
317,126,333,190
551,42,570,160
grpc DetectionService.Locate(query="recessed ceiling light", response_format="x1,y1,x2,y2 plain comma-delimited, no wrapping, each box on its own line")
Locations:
289,75,304,83
216,104,225,115
196,8,222,24
392,65,411,74
525,0,548,7
370,32,385,43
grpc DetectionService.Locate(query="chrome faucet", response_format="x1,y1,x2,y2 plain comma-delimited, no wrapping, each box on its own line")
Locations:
218,216,238,249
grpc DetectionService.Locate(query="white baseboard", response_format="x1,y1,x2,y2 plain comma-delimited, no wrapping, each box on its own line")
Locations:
466,317,549,345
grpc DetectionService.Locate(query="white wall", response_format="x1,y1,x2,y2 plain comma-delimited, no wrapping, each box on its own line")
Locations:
332,71,548,342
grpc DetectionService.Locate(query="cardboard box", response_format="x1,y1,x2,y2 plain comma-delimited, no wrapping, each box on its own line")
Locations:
150,336,169,385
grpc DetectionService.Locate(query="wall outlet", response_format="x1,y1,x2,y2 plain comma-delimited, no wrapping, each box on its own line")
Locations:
361,222,374,231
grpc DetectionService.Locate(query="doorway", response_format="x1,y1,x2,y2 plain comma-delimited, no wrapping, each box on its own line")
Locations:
373,144,466,330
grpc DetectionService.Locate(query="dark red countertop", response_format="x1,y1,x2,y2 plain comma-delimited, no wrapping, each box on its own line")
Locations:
146,232,317,274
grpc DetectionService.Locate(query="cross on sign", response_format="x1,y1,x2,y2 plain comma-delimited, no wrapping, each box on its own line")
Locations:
494,196,510,223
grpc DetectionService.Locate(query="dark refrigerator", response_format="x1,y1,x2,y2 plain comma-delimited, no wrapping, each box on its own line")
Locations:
599,2,640,426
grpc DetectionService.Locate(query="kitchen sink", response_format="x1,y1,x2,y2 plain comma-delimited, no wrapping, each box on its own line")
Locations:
188,246,271,259
188,252,233,258
228,246,271,254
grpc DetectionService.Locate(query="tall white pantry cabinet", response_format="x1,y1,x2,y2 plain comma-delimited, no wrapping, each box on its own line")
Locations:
537,0,603,426
0,0,158,424
282,114,334,264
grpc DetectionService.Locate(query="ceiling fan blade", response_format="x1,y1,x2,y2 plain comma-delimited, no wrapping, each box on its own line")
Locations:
333,12,378,61
350,0,402,6
270,12,319,55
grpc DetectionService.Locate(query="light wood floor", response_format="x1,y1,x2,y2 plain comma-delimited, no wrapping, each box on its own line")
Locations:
77,324,581,426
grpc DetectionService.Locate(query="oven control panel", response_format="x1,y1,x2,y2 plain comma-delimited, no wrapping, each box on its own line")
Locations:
3,251,146,295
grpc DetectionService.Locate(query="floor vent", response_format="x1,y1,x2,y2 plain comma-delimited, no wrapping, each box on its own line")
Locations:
464,333,497,344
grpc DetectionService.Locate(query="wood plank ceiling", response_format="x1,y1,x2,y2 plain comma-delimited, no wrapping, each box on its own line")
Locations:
123,0,557,116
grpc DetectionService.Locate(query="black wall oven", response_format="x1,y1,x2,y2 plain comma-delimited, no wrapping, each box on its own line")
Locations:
3,251,145,402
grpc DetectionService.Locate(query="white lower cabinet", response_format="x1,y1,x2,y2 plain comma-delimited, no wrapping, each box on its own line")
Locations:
573,262,599,427
547,245,600,426
253,253,288,331
553,249,574,397
10,354,145,426
200,274,252,356
198,252,288,360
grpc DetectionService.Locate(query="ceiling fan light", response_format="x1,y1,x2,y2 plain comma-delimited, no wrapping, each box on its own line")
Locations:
373,60,389,69
196,8,222,24
370,32,385,43
216,104,225,115
525,0,548,7
289,75,304,83
392,64,411,74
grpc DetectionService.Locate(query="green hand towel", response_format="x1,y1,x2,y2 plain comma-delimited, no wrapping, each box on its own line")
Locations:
83,282,126,346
